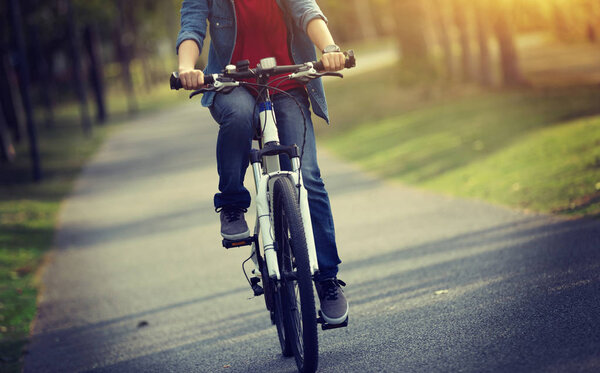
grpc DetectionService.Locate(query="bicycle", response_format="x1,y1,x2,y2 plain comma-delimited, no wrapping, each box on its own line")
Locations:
170,50,355,373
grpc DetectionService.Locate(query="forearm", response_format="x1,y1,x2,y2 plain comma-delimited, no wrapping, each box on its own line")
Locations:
306,17,344,71
178,39,200,72
177,40,204,89
306,18,335,52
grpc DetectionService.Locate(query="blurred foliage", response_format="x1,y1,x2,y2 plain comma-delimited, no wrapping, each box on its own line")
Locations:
0,0,597,103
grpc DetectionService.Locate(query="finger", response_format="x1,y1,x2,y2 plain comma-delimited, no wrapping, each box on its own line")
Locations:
336,53,344,70
181,74,187,89
322,56,331,71
327,55,336,71
331,55,339,71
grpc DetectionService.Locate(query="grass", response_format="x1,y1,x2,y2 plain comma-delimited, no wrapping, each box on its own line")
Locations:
321,38,600,218
0,85,185,371
324,86,600,217
425,115,600,216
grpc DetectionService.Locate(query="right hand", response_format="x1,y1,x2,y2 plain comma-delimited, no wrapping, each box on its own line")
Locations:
178,68,205,90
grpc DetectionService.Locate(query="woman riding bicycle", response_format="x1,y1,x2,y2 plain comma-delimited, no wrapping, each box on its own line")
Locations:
176,0,348,325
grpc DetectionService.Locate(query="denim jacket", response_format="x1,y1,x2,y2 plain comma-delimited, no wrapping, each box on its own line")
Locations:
176,0,330,123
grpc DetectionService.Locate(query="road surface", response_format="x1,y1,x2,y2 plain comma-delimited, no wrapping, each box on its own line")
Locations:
24,101,600,372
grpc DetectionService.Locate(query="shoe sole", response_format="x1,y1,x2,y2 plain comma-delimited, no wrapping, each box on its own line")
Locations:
221,229,251,241
320,300,349,325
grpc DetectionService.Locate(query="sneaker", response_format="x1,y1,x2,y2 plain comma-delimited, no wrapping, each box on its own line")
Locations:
315,278,348,325
218,207,250,240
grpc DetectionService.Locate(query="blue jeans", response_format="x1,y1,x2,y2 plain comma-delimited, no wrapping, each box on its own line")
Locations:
208,87,341,280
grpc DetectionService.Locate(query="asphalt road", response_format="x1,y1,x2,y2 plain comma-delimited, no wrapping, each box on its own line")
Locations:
24,101,600,372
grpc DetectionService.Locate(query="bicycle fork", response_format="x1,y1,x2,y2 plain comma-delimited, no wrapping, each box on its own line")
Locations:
249,103,319,281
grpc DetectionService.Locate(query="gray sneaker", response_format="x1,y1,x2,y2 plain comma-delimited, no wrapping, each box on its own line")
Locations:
218,207,250,240
315,278,348,325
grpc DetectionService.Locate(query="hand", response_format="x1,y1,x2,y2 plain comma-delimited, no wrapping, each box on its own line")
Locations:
320,52,345,72
178,68,204,90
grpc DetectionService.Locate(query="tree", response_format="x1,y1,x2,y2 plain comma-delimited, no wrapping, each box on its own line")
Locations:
493,2,528,87
392,0,433,76
429,0,454,81
0,100,16,162
0,48,22,143
7,0,42,180
452,0,475,82
351,0,378,40
114,0,138,115
474,0,493,87
64,0,92,134
84,24,107,123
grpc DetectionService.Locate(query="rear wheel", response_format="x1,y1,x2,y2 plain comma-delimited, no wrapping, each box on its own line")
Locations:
273,176,318,373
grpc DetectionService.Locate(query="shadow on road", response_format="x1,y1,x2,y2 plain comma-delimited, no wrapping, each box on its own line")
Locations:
339,216,600,372
26,210,600,372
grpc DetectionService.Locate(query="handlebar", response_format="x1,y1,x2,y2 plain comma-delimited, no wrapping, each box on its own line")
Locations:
170,50,356,91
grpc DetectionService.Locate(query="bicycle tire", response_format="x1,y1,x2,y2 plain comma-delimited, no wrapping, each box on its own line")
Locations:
273,176,318,373
262,260,293,357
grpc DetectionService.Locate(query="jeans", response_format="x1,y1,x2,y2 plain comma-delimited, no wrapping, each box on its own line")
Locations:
208,87,340,280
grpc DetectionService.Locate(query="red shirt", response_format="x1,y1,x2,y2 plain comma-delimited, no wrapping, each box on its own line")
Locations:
231,0,303,94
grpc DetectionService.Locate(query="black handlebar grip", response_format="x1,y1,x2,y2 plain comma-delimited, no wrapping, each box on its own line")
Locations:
170,72,183,90
170,72,214,90
203,74,214,85
345,50,356,69
313,50,356,72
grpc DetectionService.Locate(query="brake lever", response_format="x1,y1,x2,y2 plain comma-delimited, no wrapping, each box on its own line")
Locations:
290,68,343,83
188,78,239,98
189,88,212,99
316,72,343,78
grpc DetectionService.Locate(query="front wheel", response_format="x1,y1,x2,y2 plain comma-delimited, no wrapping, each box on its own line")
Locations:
273,176,318,373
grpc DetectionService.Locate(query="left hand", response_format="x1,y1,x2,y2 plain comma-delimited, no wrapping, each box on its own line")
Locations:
321,52,345,71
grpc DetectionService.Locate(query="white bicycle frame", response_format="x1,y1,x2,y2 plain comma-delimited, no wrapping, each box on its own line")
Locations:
249,97,319,280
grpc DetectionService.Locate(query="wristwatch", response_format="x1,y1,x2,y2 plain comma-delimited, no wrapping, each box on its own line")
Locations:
321,44,341,54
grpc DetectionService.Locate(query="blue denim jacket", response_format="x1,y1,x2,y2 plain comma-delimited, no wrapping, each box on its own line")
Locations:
176,0,330,123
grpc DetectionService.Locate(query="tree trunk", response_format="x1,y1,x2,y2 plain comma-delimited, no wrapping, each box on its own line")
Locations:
0,48,22,143
452,0,475,82
8,0,42,181
351,0,378,40
115,0,138,115
393,0,432,73
64,0,92,135
474,0,493,87
429,0,454,81
0,101,16,162
493,6,528,87
84,24,107,123
29,24,55,128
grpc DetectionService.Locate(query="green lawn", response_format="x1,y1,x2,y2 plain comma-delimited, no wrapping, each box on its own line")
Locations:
0,117,107,370
426,114,600,216
0,86,185,371
323,72,600,217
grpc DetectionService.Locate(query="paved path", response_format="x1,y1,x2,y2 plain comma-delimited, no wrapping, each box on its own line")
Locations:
25,101,600,372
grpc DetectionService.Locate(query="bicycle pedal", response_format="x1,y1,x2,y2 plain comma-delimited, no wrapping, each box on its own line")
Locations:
317,311,348,330
222,235,257,249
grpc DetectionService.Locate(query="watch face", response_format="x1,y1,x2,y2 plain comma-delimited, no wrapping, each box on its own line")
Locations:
323,45,341,54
